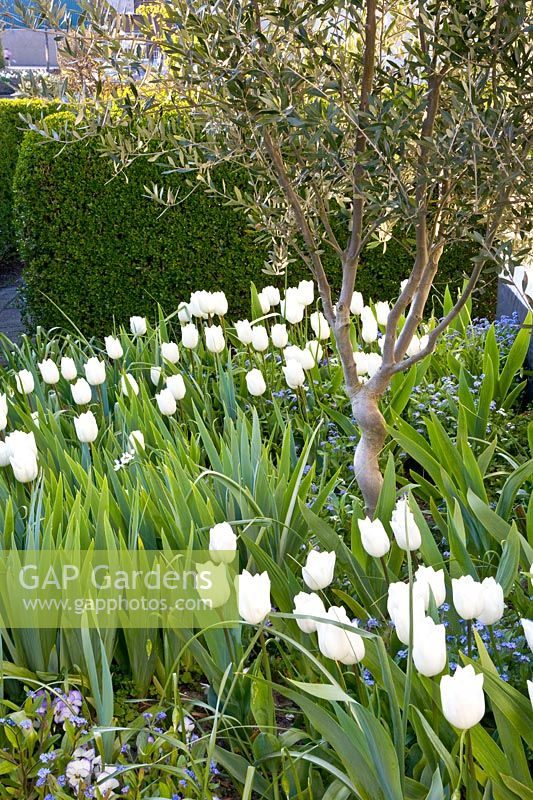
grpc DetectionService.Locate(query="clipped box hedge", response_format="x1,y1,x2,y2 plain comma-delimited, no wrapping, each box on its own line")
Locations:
13,111,482,332
0,98,58,264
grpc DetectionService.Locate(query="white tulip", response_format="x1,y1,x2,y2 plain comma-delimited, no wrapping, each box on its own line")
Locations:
415,565,446,608
281,290,306,324
387,581,426,645
310,311,330,340
0,441,10,467
195,560,231,608
10,448,38,483
440,665,485,730
406,335,421,357
189,291,208,319
95,766,120,796
237,570,271,624
292,591,326,633
205,325,225,354
5,430,37,459
150,366,162,386
156,388,177,415
316,606,365,664
359,516,390,558
0,412,6,433
285,345,314,370
306,340,323,363
413,617,447,677
251,325,269,352
177,303,191,324
390,497,422,551
130,316,147,336
16,369,34,395
271,323,288,348
181,323,199,349
166,374,186,400
104,335,123,359
71,378,92,406
161,341,180,363
350,291,364,315
353,351,369,375
128,430,145,452
283,359,305,389
302,550,336,591
120,373,139,397
74,410,98,443
522,618,533,652
366,352,382,378
246,369,267,397
374,301,390,326
197,290,217,317
212,291,228,317
38,359,60,385
0,393,7,417
419,334,429,351
60,357,77,381
297,280,314,306
476,577,505,625
452,575,484,620
263,285,280,306
360,307,378,343
257,290,271,315
209,522,237,563
235,320,253,346
84,357,106,386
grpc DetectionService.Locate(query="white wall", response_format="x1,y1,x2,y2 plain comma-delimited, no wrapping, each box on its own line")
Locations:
3,29,58,68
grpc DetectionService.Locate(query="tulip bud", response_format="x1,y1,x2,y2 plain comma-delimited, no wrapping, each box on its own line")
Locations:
406,335,421,357
281,290,305,324
297,280,314,306
84,357,106,386
237,570,271,624
257,290,271,315
282,359,305,389
309,311,330,340
452,575,484,620
360,307,378,344
413,617,447,677
306,340,323,363
16,369,34,395
212,291,228,317
161,341,180,363
440,665,485,730
419,334,429,351
181,323,199,349
390,497,422,551
522,618,533,652
476,577,505,625
302,550,336,591
60,357,77,381
178,302,191,323
374,301,389,326
0,441,10,467
366,352,383,378
38,359,60,385
245,369,266,397
0,412,6,433
71,378,92,406
130,316,147,336
387,581,426,645
205,325,225,354
128,430,145,452
5,430,37,458
156,388,177,416
263,285,280,306
271,323,288,348
166,374,186,400
350,291,364,315
251,325,269,352
209,522,237,564
359,517,390,558
292,591,326,633
104,335,123,359
120,373,139,397
150,366,162,386
195,561,231,608
285,345,314,371
415,565,446,608
74,410,98,443
235,320,253,345
353,351,369,375
10,448,38,483
316,606,365,664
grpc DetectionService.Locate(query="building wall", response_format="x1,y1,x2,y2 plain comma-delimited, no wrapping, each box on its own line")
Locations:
3,29,58,68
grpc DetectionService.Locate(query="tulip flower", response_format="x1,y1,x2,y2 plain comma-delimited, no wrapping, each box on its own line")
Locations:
406,335,421,357
212,291,228,317
156,388,177,416
521,618,533,652
440,665,485,730
128,430,145,452
237,570,271,624
292,591,326,633
38,359,60,385
374,301,390,326
302,550,336,591
71,378,92,406
316,606,365,665
281,291,305,324
251,325,269,352
0,442,10,467
282,359,305,389
263,285,280,306
413,617,447,676
209,522,237,563
205,325,225,354
245,369,267,396
366,352,382,378
197,291,216,316
150,366,162,386
195,561,231,608
350,291,364,315
353,351,369,376
16,369,34,395
84,357,106,386
271,323,288,348
104,335,123,359
360,307,378,343
60,357,77,381
5,430,37,458
10,448,39,483
0,412,6,433
181,323,199,349
415,565,446,608
177,302,191,323
130,316,147,336
476,577,505,625
120,373,139,397
235,320,254,345
189,291,208,319
452,575,484,620
306,340,323,363
310,311,330,340
166,374,186,400
257,290,271,315
297,280,314,306
359,516,390,558
74,410,98,443
387,581,426,645
161,341,180,363
390,497,422,551
0,393,7,431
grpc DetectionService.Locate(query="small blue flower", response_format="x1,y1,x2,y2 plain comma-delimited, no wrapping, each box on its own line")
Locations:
36,768,51,787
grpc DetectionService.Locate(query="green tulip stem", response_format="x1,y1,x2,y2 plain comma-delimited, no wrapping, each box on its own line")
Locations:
259,626,280,800
452,730,466,800
467,618,472,658
380,554,390,584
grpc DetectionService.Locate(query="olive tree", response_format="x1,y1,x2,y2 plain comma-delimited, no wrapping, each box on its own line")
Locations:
20,0,533,513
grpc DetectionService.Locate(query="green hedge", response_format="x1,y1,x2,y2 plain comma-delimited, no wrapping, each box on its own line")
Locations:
0,98,57,265
14,110,484,332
